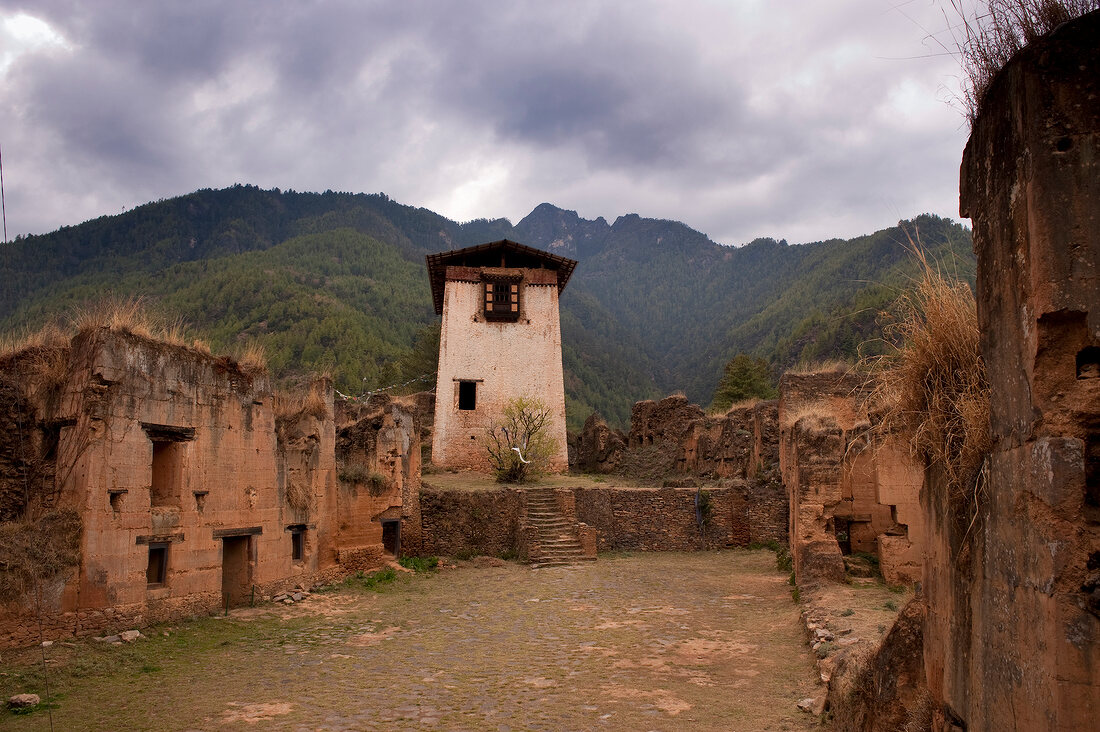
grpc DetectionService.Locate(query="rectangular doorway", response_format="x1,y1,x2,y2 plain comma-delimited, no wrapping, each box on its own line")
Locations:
221,536,253,608
381,519,401,557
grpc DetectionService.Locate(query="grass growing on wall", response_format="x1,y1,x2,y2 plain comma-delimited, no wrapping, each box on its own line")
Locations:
950,0,1100,121
865,243,990,532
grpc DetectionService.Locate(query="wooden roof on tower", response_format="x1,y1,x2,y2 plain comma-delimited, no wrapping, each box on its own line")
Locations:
425,239,578,315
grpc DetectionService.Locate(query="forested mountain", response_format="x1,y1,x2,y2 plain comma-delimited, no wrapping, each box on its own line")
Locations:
0,185,974,429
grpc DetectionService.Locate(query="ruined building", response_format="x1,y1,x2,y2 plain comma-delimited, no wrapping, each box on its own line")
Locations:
426,240,576,472
0,327,421,648
779,371,924,587
929,12,1099,730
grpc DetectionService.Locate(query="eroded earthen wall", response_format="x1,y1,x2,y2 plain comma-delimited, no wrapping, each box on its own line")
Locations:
334,393,424,562
0,330,352,648
779,372,926,586
936,12,1100,730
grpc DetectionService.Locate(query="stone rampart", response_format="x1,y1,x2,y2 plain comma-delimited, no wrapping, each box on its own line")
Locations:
928,12,1100,730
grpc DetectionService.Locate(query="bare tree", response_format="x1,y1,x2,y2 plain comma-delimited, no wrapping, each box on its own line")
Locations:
484,396,557,483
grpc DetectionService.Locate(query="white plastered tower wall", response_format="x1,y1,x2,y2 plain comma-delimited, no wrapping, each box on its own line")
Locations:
431,272,569,472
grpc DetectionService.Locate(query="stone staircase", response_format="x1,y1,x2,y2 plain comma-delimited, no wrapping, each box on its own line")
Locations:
523,488,594,568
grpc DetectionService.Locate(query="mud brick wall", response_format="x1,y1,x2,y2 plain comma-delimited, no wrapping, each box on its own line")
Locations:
778,371,925,587
417,486,525,557
0,329,384,649
930,12,1100,730
335,393,424,556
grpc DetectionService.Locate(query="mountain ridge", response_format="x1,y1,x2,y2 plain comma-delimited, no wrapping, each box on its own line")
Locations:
0,185,974,429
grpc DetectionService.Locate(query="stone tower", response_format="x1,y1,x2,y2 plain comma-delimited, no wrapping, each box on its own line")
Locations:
426,240,576,472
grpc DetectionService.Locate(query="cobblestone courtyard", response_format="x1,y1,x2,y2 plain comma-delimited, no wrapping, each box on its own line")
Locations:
1,551,819,731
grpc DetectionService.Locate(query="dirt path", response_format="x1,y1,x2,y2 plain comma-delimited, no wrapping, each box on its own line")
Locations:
1,551,819,731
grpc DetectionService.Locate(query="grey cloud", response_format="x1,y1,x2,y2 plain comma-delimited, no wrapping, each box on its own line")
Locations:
0,0,970,244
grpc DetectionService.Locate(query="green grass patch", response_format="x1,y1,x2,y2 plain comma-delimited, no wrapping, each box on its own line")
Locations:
398,556,439,573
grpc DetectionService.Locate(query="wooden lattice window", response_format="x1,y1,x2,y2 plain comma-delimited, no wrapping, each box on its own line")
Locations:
484,278,521,321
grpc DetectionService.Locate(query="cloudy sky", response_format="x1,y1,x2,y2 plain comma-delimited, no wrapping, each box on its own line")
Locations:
0,1,979,247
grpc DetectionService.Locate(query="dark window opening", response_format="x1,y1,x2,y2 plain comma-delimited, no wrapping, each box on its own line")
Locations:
40,425,61,465
151,439,186,507
382,520,401,556
458,380,477,411
290,527,305,561
147,544,168,586
1077,346,1100,379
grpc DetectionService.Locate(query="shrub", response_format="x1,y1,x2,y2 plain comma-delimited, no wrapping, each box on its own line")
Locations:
361,567,397,590
338,462,370,484
484,396,558,483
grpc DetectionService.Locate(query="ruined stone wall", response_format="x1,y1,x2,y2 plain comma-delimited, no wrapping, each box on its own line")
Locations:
574,396,788,546
334,393,424,556
417,486,525,557
929,13,1100,730
575,485,742,551
779,372,926,586
432,270,568,472
0,330,357,648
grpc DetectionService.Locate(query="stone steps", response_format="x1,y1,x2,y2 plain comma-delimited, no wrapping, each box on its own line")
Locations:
524,489,587,567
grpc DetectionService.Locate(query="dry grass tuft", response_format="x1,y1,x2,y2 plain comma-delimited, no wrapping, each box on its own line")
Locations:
725,397,762,413
275,381,330,423
284,480,313,514
784,359,855,376
781,400,836,429
0,509,82,604
1,299,261,380
952,0,1099,121
864,240,991,525
0,322,69,361
237,342,268,375
69,296,207,351
72,296,156,340
0,323,73,393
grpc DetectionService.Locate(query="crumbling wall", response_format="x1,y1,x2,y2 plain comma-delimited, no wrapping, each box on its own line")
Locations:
276,380,338,574
781,411,847,583
779,372,926,586
334,392,424,560
573,413,627,474
0,329,353,648
0,344,72,521
573,396,787,546
932,12,1100,730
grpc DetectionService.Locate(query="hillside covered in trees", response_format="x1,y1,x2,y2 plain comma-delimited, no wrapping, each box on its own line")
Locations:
0,185,974,428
